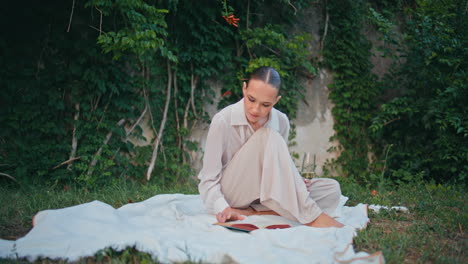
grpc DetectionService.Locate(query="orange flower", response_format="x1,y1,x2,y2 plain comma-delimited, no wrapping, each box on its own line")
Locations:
222,14,240,27
222,90,232,97
371,190,378,196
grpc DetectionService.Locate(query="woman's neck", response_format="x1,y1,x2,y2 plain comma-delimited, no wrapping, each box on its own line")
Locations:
249,116,268,131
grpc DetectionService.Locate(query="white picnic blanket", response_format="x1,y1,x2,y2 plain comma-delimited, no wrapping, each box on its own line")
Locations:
0,194,384,263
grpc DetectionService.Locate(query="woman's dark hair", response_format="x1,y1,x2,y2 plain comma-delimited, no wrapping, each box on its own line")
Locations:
248,66,281,91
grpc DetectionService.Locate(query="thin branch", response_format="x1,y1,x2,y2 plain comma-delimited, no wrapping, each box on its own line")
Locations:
380,144,393,180
67,102,80,169
319,1,329,59
146,61,172,181
98,92,113,125
236,38,243,57
111,147,120,161
87,119,125,176
183,95,191,130
160,141,168,170
189,118,199,135
173,70,187,168
0,172,16,182
261,44,281,56
95,6,103,36
141,67,167,166
67,0,76,32
383,117,400,127
190,64,199,119
181,74,192,165
53,157,81,170
126,103,148,137
246,43,253,60
173,69,182,150
288,0,298,15
92,95,101,112
144,90,156,133
88,25,106,34
181,96,192,164
246,0,250,29
36,23,51,79
143,66,158,140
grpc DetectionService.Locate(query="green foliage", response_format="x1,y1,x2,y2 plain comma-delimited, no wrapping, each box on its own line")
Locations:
0,1,141,185
323,0,466,185
370,0,467,183
0,0,315,187
323,0,380,180
86,0,172,61
2,0,464,188
219,25,317,118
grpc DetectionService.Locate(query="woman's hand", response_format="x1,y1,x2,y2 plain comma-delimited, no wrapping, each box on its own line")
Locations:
216,207,246,223
303,178,312,191
216,207,279,222
233,207,279,216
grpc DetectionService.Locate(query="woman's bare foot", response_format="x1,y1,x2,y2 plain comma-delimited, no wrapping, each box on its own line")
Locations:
306,213,344,228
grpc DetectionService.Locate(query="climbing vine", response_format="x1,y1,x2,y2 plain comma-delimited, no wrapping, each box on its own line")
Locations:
370,0,467,183
324,0,467,184
322,0,380,180
2,0,463,187
0,0,315,187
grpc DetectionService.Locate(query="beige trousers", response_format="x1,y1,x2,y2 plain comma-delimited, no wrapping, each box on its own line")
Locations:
220,128,341,224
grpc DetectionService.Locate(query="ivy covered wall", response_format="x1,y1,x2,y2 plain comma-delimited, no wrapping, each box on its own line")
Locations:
0,0,465,187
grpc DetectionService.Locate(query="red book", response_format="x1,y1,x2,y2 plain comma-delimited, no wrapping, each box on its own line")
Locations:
214,222,291,233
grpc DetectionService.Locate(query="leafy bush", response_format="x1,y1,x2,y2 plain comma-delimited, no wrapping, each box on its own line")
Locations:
0,0,317,187
371,0,467,183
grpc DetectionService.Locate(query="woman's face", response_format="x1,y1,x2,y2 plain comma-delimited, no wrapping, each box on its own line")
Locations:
242,79,281,126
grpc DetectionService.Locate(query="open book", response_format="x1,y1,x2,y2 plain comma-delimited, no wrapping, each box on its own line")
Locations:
213,215,300,233
214,222,291,232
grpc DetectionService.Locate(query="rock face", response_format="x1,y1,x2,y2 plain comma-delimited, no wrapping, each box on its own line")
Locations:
290,68,339,176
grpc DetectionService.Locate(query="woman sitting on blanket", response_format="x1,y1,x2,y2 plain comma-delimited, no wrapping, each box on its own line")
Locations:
198,66,344,228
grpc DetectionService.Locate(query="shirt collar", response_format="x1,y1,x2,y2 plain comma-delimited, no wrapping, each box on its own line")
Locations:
230,99,248,126
230,98,280,132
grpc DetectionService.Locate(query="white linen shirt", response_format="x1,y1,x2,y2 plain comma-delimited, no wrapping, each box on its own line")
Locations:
197,98,290,214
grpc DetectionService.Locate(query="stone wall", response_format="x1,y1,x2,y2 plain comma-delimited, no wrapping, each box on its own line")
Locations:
128,5,397,177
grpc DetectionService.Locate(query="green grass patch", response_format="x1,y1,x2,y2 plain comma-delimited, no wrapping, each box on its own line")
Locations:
0,179,198,241
0,177,466,263
338,177,467,263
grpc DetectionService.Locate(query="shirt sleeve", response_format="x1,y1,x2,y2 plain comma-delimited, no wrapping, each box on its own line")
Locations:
197,114,230,214
279,112,290,143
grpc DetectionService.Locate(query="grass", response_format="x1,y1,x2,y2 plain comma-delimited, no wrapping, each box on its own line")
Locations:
338,177,467,263
0,179,198,241
0,177,466,263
